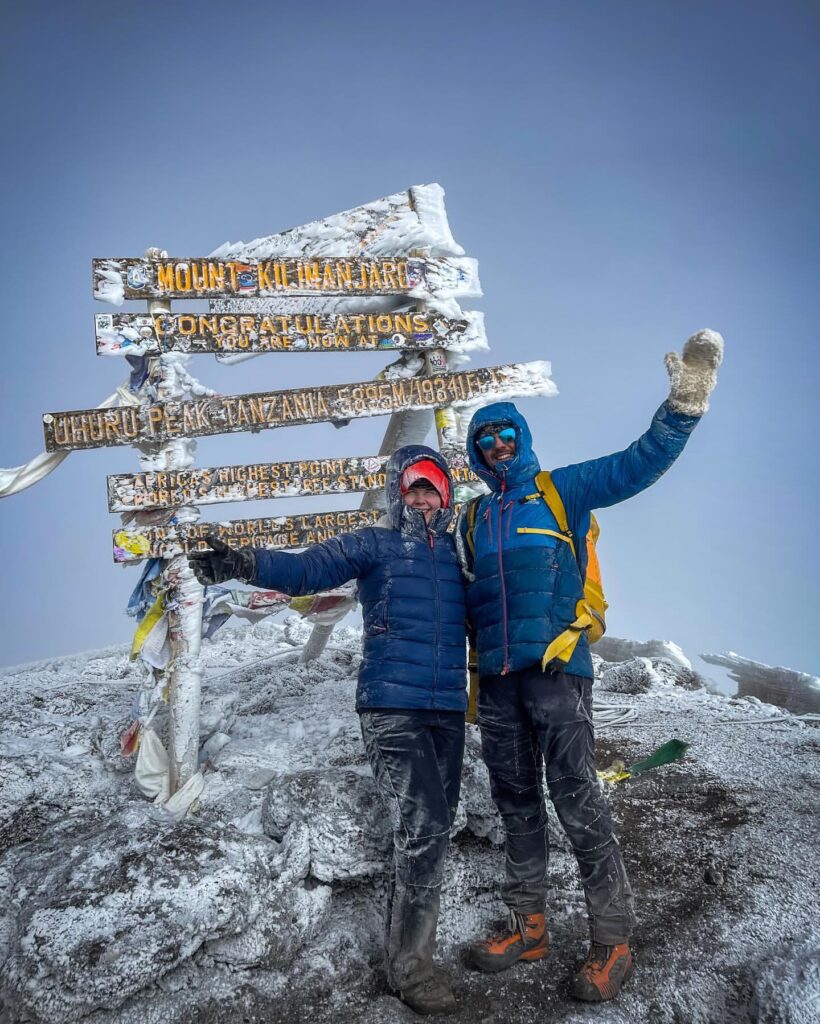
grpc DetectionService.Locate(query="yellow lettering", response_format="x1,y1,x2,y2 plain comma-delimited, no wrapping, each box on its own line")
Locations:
175,264,192,292
208,263,225,290
381,260,399,289
156,264,175,292
335,262,353,290
258,261,273,290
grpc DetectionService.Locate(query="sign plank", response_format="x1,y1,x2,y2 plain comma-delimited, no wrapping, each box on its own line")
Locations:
95,310,486,357
113,509,384,564
107,450,478,512
43,361,554,453
93,256,479,303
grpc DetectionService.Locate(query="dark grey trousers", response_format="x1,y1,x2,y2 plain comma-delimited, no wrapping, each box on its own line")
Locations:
360,709,465,990
477,666,635,945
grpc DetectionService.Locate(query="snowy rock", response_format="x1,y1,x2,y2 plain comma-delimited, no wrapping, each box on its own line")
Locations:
598,657,661,694
261,768,392,882
458,728,503,844
0,805,320,1023
596,654,707,694
701,651,820,715
594,635,692,670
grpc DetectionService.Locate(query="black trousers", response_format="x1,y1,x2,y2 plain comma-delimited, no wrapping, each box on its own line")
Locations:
359,709,465,990
477,666,635,945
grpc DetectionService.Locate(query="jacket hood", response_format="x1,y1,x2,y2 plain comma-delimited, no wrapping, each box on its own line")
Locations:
466,402,541,491
385,444,454,536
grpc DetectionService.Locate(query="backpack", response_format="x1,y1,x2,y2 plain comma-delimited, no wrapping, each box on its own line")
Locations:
463,470,608,707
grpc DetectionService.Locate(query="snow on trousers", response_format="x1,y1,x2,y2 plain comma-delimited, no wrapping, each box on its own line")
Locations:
477,666,636,945
359,709,465,991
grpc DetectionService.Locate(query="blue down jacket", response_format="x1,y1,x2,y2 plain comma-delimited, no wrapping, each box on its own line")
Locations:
459,401,700,679
251,445,467,712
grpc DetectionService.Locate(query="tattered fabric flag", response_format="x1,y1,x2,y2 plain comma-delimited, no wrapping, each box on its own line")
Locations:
129,593,171,668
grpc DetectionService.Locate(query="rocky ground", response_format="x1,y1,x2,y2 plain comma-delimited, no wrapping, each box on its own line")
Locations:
1,622,818,1024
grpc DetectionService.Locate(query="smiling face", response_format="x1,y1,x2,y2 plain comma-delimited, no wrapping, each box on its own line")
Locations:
475,424,517,471
402,480,443,523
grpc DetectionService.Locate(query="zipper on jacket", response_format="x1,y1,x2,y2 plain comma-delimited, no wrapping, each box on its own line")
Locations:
497,477,510,675
429,528,440,705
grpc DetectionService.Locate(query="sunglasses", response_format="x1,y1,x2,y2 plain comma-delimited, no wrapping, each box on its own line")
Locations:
476,426,516,452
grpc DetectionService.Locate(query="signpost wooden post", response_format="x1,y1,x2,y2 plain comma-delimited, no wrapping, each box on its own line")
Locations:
134,261,203,797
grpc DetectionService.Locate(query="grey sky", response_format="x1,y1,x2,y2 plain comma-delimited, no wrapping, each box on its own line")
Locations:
1,0,817,678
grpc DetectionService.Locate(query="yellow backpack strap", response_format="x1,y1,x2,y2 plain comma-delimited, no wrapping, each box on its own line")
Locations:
534,471,575,557
534,471,592,669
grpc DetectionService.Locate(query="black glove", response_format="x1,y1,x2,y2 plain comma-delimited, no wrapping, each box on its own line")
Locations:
188,535,256,586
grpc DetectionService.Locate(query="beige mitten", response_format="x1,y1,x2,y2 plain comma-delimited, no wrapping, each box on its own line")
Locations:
665,329,724,415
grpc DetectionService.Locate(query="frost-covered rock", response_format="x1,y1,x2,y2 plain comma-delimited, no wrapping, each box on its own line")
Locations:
596,654,708,694
458,728,503,844
0,805,323,1023
701,651,820,715
594,636,692,670
598,657,661,694
262,768,391,881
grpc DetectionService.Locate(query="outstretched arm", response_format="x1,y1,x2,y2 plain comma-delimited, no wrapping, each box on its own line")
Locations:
552,330,723,516
189,529,377,594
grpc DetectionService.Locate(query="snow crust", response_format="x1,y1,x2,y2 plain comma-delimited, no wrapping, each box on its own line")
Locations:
1,627,818,1024
211,184,465,262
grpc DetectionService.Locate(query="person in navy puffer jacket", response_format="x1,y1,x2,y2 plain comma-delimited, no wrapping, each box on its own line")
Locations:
189,444,466,1017
458,330,723,1003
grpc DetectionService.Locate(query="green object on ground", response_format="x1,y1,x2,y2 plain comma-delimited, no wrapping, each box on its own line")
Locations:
628,739,689,776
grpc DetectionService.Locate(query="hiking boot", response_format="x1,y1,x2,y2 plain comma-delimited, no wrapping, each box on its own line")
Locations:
399,968,456,1016
468,911,549,973
571,942,634,1001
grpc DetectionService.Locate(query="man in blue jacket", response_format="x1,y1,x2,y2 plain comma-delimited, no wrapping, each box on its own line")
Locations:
190,445,467,1016
457,330,723,1001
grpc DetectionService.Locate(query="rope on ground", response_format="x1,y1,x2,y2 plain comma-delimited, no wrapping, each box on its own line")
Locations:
712,713,820,725
593,702,639,727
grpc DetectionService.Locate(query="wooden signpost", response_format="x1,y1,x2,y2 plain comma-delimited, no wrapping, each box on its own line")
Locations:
95,310,485,356
107,450,477,512
43,363,548,452
36,185,555,803
93,255,480,302
113,508,385,563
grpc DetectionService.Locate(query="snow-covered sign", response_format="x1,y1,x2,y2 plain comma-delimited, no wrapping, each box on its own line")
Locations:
92,255,479,303
43,361,554,452
94,310,487,357
107,449,478,512
113,508,385,563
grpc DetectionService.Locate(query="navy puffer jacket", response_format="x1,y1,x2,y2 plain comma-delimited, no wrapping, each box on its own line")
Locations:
251,445,467,712
459,400,701,679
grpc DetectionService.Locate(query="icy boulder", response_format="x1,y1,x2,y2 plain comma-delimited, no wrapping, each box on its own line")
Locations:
262,767,392,881
594,636,692,670
0,805,327,1024
701,651,820,715
598,657,661,694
